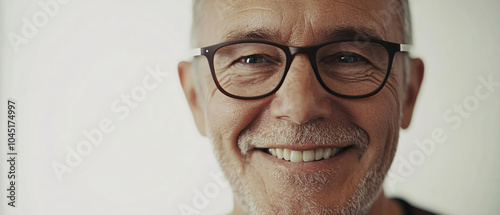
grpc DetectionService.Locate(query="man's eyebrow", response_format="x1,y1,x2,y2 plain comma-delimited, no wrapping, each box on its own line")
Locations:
223,28,278,42
322,26,384,41
221,26,384,44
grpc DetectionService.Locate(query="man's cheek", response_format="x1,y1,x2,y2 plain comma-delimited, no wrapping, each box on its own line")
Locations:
206,99,234,139
206,96,260,140
344,95,400,147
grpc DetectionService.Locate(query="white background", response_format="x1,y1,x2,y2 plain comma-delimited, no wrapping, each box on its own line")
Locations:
0,0,499,214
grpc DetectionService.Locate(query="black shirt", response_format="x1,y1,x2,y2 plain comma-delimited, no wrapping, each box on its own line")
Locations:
392,198,438,215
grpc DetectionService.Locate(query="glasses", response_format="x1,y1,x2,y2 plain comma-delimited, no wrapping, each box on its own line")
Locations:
192,39,411,100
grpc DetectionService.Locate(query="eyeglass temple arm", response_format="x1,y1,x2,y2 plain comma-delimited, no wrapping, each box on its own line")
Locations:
400,44,412,52
190,48,204,57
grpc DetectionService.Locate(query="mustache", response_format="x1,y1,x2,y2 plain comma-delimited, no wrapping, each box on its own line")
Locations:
237,119,370,154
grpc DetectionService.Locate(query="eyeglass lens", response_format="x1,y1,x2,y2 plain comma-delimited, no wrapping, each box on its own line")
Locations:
212,42,389,98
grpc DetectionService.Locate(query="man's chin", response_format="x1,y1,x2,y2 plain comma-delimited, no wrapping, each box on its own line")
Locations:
229,148,383,215
233,183,382,215
233,177,383,215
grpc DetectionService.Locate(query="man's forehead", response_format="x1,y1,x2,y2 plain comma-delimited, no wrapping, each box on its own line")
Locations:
222,27,384,45
197,0,401,46
206,0,388,15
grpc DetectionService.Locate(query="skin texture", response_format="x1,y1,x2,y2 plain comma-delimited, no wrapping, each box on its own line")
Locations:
178,0,424,214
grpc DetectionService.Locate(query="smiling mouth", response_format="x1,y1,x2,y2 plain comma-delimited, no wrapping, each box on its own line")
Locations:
259,147,351,163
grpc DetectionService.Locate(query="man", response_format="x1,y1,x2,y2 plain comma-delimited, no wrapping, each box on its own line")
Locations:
178,0,433,214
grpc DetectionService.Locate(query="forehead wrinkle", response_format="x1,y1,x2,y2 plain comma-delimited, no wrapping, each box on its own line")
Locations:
198,0,279,46
222,6,276,22
199,0,403,45
210,0,310,45
208,0,393,46
321,1,389,40
202,0,400,46
216,7,282,42
289,1,389,44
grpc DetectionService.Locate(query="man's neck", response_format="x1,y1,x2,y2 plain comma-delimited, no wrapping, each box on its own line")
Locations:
231,191,405,215
366,191,405,215
231,200,246,215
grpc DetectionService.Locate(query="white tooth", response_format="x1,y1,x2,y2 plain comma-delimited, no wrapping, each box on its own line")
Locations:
315,148,324,160
303,150,315,162
283,149,291,161
290,150,303,162
269,148,277,157
276,148,284,159
323,148,332,159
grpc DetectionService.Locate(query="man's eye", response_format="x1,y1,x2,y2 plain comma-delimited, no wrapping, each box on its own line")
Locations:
338,55,359,63
337,53,364,63
319,52,371,67
237,55,267,64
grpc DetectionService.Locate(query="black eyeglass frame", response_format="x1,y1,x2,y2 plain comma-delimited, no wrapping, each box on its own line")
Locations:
192,39,411,100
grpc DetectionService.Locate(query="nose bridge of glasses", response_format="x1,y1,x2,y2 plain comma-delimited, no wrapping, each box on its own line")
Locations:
282,46,320,90
288,46,316,56
286,46,317,70
274,46,332,123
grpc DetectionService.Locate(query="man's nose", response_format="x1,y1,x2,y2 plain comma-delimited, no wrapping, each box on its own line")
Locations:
270,54,332,124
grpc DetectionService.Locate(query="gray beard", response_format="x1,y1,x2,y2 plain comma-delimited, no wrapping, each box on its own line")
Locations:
210,119,397,215
222,158,387,215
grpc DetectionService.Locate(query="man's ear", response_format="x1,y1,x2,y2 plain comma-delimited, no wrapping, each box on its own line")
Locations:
178,61,207,136
401,58,424,129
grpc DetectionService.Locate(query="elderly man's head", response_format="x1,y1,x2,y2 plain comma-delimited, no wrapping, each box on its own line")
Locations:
179,0,424,214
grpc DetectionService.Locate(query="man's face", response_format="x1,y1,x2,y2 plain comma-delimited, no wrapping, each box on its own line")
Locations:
180,0,422,214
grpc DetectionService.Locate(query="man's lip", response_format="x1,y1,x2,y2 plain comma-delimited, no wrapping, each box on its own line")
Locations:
256,145,352,162
251,146,357,171
250,145,353,151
